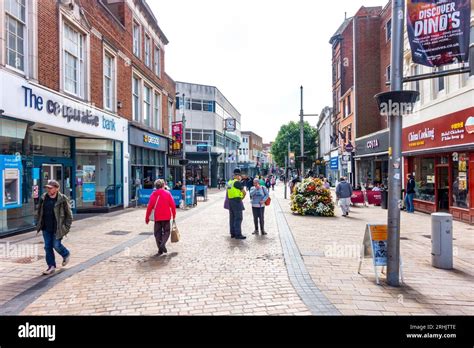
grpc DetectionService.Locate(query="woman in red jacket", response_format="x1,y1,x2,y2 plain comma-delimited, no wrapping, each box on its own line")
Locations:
145,179,177,255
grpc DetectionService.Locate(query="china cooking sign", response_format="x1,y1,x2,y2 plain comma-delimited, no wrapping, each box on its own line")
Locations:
407,0,471,67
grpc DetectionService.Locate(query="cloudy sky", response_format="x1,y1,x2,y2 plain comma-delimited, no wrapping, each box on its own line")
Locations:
150,0,389,143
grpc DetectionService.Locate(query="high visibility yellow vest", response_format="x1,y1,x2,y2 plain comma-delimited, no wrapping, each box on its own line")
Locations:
227,179,243,199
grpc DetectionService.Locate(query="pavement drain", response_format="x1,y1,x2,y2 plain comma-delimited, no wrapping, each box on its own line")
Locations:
139,232,154,236
256,253,283,260
106,231,132,236
301,251,326,257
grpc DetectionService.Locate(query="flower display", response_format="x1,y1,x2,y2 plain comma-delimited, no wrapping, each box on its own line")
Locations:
290,178,335,217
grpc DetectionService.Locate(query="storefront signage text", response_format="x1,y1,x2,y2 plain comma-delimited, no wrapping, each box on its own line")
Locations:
402,108,474,152
143,134,160,146
22,86,116,132
367,139,379,149
408,128,435,147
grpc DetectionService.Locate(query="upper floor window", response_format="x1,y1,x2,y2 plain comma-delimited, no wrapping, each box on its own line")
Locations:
144,34,151,67
5,0,26,72
103,52,115,111
386,65,391,82
342,99,346,118
154,45,161,76
133,21,141,58
469,26,474,77
168,100,173,135
435,66,445,95
143,85,151,127
63,22,85,98
132,76,140,121
386,19,392,42
347,95,351,115
154,92,161,131
411,65,420,93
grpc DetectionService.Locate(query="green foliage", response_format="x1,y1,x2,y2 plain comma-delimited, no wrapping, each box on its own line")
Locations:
271,121,318,168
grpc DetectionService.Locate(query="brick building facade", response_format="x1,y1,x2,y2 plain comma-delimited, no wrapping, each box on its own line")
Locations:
0,0,175,235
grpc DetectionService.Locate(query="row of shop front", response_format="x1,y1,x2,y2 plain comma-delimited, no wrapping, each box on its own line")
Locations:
0,69,181,236
330,107,474,224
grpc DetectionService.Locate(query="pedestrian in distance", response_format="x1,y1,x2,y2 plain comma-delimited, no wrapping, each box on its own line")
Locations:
250,178,269,235
336,176,353,217
265,177,272,190
271,176,276,191
323,178,330,189
405,174,416,213
145,179,177,255
36,180,73,275
227,168,247,240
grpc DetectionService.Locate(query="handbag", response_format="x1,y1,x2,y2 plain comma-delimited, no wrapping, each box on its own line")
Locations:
265,196,271,206
149,193,160,222
171,220,180,243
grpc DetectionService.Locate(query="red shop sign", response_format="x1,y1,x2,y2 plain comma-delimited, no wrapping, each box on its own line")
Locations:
402,107,474,152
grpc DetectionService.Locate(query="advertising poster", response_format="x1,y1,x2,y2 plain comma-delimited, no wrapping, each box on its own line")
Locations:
0,155,22,210
82,165,96,202
407,0,471,67
172,122,183,156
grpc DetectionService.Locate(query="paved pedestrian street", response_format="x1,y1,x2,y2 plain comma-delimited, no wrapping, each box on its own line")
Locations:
0,186,472,316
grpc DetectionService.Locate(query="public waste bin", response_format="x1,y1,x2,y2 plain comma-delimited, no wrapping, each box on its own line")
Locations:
431,212,453,269
381,189,388,210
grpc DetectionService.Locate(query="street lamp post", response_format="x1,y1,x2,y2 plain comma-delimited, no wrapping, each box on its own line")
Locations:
181,93,186,190
299,86,319,178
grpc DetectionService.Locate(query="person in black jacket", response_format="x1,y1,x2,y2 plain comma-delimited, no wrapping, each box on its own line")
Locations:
405,174,416,213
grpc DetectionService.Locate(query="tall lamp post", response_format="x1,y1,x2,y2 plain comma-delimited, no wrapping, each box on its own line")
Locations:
374,0,418,286
299,86,318,177
181,93,187,189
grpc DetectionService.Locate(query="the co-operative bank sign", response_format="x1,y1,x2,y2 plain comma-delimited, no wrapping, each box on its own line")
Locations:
21,85,116,132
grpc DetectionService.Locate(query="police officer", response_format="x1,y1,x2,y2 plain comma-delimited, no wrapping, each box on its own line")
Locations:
227,168,246,239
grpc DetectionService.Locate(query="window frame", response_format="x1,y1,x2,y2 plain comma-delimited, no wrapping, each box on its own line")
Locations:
144,33,151,67
154,92,161,131
386,19,392,42
154,44,161,77
132,75,141,122
61,19,87,99
5,0,27,73
103,48,116,112
132,20,141,58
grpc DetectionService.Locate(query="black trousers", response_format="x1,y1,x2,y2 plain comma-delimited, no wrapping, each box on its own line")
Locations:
154,220,171,250
229,199,243,237
252,207,265,231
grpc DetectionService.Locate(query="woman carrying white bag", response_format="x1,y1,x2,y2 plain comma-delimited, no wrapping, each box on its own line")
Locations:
145,179,178,255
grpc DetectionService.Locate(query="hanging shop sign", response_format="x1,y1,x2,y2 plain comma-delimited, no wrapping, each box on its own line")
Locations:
0,155,22,210
330,156,338,170
171,122,183,156
407,0,471,67
402,107,474,152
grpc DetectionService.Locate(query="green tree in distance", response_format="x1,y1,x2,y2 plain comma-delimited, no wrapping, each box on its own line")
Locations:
271,121,318,169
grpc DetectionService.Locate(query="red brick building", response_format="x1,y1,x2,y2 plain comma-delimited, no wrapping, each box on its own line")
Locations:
0,0,175,235
330,3,392,188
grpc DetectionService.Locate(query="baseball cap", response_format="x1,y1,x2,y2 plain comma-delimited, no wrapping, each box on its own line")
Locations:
45,180,60,189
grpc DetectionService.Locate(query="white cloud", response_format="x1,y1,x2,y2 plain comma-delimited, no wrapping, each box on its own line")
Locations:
150,0,390,142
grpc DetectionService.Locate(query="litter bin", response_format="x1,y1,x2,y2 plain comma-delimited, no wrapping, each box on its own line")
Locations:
431,212,453,269
381,189,388,210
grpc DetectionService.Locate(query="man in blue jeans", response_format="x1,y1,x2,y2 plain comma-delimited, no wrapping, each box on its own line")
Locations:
36,180,73,275
405,174,416,213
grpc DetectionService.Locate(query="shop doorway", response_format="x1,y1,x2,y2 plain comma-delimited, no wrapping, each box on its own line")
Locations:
41,164,73,200
437,166,449,211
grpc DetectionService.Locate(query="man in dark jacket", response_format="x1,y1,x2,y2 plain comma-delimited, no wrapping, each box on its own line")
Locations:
336,176,353,217
36,180,73,275
227,168,246,239
405,174,416,213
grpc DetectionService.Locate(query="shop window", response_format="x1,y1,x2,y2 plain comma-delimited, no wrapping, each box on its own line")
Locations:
33,131,71,158
452,153,469,209
413,157,435,202
75,139,116,209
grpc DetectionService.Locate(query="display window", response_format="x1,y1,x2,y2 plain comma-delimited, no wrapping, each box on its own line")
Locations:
452,153,469,209
413,157,435,202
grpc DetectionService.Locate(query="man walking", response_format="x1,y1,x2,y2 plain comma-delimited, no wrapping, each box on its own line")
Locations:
405,174,416,213
36,180,73,275
146,179,177,255
227,168,246,239
336,176,353,217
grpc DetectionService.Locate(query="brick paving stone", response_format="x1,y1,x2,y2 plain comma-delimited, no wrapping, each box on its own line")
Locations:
272,186,474,316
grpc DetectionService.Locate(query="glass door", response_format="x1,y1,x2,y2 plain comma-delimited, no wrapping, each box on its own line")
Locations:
437,166,449,211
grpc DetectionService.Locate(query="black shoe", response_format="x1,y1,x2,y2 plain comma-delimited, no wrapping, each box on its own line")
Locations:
252,230,259,235
234,235,246,240
231,235,235,238
261,231,267,235
163,246,168,253
158,249,164,255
